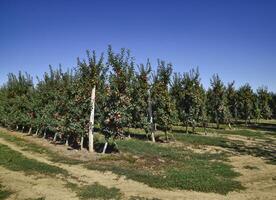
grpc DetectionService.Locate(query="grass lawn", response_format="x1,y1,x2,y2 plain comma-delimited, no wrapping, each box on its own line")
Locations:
86,139,243,194
0,131,83,165
0,143,67,176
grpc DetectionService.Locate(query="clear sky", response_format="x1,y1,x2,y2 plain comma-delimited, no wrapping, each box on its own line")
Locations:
0,0,275,91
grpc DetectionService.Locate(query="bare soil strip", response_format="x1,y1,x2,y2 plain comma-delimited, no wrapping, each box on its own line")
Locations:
0,166,78,200
0,131,275,200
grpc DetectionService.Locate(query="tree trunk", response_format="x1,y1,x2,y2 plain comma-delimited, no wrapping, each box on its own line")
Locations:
28,127,32,135
127,127,131,138
65,136,69,146
228,123,232,130
151,132,156,142
216,120,219,129
102,142,108,154
186,123,188,134
35,129,39,136
80,136,84,150
148,89,155,142
88,86,96,152
165,130,168,141
43,131,47,139
53,132,58,142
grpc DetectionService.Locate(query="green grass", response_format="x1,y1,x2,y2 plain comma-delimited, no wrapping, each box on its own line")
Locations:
0,184,13,200
67,182,122,200
215,129,271,139
172,123,276,139
175,133,276,164
175,133,244,147
0,143,67,176
0,131,84,165
86,139,243,194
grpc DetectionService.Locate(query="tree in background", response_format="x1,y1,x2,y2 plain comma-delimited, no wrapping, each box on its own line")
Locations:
174,68,204,133
226,81,238,124
207,74,229,129
170,72,182,124
269,93,276,119
131,60,154,140
237,83,254,125
252,93,261,124
2,72,34,131
152,60,177,140
257,86,272,119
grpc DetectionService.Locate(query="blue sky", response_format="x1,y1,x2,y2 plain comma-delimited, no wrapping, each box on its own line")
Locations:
0,0,275,91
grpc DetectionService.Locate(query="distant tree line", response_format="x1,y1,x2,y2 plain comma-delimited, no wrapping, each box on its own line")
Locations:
0,46,275,152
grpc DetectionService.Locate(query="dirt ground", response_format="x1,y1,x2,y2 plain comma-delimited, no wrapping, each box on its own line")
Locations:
0,129,275,200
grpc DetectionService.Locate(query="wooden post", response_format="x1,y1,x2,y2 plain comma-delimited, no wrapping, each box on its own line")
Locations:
88,86,96,152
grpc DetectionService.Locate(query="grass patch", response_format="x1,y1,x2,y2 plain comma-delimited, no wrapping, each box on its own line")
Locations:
86,139,243,194
0,131,84,165
172,123,276,139
0,184,13,200
67,182,122,200
175,133,244,148
0,143,67,176
216,129,270,139
175,133,276,164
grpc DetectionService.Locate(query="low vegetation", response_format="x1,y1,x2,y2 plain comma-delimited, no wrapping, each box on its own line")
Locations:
0,143,67,176
67,182,122,200
85,139,243,194
0,184,13,200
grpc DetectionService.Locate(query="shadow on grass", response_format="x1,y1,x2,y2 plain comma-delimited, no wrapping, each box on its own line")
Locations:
176,133,276,164
228,142,276,164
247,123,276,133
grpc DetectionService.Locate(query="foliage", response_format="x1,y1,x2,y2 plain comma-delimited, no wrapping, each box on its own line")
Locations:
151,60,177,139
237,83,254,125
171,68,205,133
257,86,272,119
0,46,275,151
207,74,229,128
